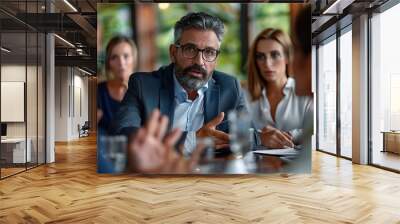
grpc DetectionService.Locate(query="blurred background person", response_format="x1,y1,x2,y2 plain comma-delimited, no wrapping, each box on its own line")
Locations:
97,36,137,173
291,5,313,144
246,28,312,149
285,5,313,173
292,5,312,97
97,36,137,134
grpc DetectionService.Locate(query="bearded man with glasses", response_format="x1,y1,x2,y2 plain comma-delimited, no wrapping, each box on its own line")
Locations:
112,12,247,157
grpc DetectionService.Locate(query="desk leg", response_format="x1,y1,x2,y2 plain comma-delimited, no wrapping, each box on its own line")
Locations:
382,133,386,152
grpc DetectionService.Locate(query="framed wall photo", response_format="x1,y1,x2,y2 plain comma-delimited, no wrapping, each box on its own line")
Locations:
97,3,312,175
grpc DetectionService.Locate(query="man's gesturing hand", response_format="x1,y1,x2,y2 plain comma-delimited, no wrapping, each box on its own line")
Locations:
196,112,230,149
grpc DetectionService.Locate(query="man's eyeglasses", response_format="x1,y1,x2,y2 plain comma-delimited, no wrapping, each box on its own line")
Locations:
175,43,220,62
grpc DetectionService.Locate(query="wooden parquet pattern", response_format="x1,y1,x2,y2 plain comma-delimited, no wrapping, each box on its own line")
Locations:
1,135,400,223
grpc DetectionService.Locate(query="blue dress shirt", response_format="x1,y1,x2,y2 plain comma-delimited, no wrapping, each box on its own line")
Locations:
172,73,208,155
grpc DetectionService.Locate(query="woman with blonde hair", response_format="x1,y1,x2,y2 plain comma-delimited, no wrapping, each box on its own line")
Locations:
246,28,312,149
97,35,137,133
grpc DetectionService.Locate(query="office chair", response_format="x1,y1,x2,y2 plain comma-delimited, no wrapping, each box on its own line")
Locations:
78,121,90,138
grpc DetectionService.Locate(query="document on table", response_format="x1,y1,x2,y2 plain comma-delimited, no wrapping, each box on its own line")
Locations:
252,145,299,157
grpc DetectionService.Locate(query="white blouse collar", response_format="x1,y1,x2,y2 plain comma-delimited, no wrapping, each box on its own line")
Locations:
261,77,295,100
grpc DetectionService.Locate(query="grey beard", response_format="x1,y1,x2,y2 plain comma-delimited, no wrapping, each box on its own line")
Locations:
176,74,209,92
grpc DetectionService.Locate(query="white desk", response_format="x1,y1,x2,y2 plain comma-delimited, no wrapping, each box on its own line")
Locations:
1,138,31,163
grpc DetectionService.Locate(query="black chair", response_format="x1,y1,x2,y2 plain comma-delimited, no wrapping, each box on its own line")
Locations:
78,121,90,138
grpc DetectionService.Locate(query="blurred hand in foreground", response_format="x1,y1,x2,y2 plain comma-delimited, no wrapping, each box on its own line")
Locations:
129,109,205,173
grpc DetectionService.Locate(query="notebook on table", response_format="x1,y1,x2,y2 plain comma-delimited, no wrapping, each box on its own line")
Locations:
252,145,300,157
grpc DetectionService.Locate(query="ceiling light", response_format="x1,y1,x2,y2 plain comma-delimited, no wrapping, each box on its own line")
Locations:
1,47,11,53
78,67,93,76
323,0,341,14
322,0,354,15
63,0,78,12
54,34,75,48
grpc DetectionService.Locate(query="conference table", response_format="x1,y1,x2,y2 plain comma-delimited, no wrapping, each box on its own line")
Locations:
98,134,307,174
194,151,296,174
100,148,299,174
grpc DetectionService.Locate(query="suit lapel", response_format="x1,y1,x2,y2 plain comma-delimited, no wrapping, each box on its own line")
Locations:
204,78,220,123
159,64,175,130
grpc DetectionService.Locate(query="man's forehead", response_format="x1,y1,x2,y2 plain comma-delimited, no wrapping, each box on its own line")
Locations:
179,29,220,48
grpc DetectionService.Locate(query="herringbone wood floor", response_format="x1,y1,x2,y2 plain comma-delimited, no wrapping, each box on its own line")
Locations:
1,135,400,223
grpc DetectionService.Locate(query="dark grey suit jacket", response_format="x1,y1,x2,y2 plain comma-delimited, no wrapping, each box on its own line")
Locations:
111,63,247,138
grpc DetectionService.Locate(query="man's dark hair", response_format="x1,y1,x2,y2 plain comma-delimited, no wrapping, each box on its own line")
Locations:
294,5,311,55
174,12,225,43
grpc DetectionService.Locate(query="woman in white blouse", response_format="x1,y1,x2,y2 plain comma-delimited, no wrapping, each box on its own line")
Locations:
246,28,313,149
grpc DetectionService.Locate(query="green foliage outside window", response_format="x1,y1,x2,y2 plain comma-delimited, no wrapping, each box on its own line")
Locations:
251,3,290,36
156,3,289,80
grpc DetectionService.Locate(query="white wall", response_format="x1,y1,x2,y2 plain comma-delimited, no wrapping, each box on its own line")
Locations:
54,66,89,141
54,66,69,141
1,65,26,140
1,65,39,138
1,64,46,164
72,73,89,138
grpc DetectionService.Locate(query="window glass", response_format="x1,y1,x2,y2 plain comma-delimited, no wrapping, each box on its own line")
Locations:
371,3,400,171
339,29,352,158
317,37,337,154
